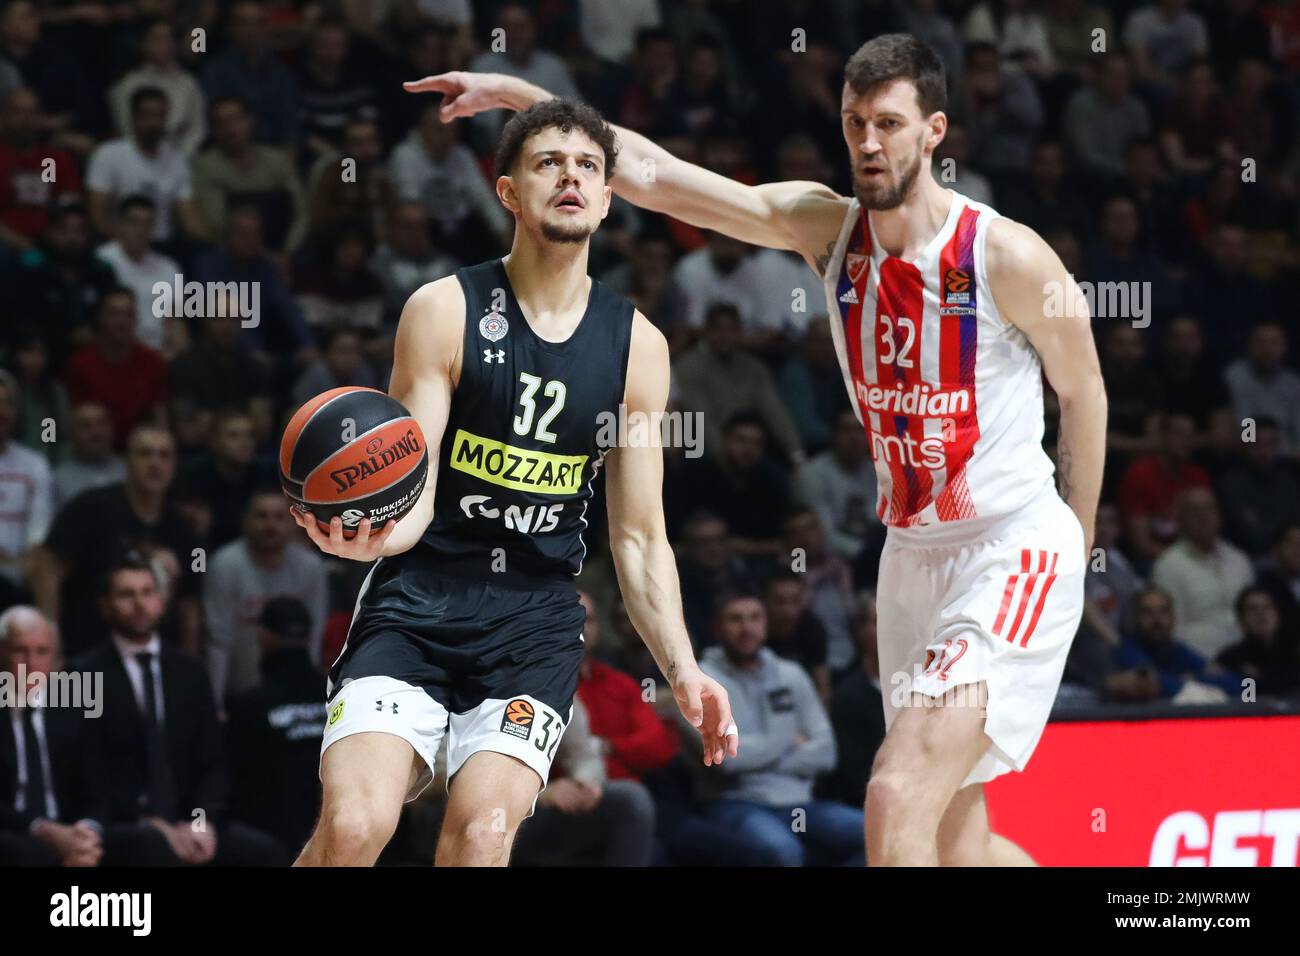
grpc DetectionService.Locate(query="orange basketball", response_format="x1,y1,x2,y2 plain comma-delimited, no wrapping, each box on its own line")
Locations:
279,387,429,539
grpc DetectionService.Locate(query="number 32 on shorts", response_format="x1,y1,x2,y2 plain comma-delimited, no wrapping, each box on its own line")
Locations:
922,638,968,681
533,709,563,759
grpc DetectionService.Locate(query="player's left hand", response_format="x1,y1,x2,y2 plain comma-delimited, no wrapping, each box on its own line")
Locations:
672,666,739,767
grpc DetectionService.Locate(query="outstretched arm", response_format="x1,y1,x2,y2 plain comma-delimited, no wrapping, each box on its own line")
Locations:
987,219,1107,555
403,72,849,271
605,313,738,766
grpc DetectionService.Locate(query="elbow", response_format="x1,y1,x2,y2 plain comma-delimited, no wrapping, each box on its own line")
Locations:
610,524,658,561
1058,373,1107,414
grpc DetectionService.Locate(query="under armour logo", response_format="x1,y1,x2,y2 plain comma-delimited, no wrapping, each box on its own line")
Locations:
375,699,398,714
484,349,505,364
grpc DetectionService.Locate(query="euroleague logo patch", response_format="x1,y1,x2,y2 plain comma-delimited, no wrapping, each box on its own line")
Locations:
944,268,972,305
500,698,534,740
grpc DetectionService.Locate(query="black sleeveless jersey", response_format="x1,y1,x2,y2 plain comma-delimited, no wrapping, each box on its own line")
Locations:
417,259,634,589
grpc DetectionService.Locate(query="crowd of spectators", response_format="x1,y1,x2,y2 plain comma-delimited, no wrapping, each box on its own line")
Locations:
1,0,1299,866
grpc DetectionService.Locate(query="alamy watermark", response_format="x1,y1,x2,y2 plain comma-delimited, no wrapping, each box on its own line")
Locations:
151,275,260,327
0,665,102,718
1044,278,1151,328
594,404,704,459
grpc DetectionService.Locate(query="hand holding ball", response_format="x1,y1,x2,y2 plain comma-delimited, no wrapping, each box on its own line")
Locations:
279,387,429,541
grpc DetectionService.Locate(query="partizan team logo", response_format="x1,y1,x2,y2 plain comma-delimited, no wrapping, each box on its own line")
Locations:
500,698,534,740
480,310,509,342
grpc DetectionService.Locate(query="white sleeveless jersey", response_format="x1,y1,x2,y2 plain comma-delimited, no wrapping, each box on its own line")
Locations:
822,190,1055,537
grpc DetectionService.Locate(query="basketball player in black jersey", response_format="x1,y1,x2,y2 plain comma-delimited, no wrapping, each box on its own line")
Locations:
289,100,738,867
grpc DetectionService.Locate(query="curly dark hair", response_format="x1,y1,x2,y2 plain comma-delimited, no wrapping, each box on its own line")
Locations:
494,98,618,180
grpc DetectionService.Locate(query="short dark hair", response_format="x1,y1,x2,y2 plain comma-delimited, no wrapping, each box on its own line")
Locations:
781,507,819,532
722,410,766,436
99,286,136,312
1272,522,1300,549
99,549,159,597
210,94,250,119
116,194,156,218
844,33,947,116
764,569,805,595
711,587,764,622
494,98,618,180
1234,585,1276,618
635,27,673,52
703,301,742,328
247,484,288,509
129,86,168,116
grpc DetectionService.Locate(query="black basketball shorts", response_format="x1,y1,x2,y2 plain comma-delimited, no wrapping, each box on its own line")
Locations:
321,549,585,800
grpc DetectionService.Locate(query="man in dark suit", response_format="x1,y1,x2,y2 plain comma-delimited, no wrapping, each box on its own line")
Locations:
79,551,286,865
0,606,107,866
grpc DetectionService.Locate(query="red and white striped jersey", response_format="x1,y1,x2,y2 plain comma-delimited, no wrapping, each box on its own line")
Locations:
821,190,1055,538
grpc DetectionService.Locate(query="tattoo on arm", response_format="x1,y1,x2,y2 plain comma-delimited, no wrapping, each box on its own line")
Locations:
666,660,678,684
814,238,837,277
1058,432,1074,504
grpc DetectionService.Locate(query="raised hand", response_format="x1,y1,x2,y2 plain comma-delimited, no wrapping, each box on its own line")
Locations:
402,72,545,121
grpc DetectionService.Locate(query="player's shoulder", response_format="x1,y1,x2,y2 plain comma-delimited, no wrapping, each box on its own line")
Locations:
983,215,1057,280
628,308,668,361
392,275,468,375
400,275,467,333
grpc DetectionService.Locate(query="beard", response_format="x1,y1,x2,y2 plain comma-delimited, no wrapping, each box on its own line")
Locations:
853,151,922,211
540,217,594,244
112,616,155,640
538,208,595,243
722,643,761,667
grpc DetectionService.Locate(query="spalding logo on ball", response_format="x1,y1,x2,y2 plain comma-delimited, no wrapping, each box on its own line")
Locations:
279,386,429,538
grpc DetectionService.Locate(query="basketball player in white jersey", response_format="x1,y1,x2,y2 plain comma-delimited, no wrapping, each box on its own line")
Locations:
408,31,1108,866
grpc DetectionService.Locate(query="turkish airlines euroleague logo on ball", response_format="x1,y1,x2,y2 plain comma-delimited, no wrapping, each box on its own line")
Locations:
500,699,534,740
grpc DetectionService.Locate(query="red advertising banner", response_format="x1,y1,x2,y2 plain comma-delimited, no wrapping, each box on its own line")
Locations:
986,716,1300,866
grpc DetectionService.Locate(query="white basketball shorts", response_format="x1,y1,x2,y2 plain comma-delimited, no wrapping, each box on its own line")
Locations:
875,488,1086,787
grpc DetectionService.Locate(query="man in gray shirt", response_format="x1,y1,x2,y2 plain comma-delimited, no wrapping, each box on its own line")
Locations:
203,489,328,706
1064,53,1151,178
795,408,880,563
50,402,125,512
1224,320,1300,458
693,590,864,865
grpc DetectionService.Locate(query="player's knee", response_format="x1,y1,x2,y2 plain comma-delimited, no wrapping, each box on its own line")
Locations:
318,798,399,861
864,770,916,825
442,810,513,863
